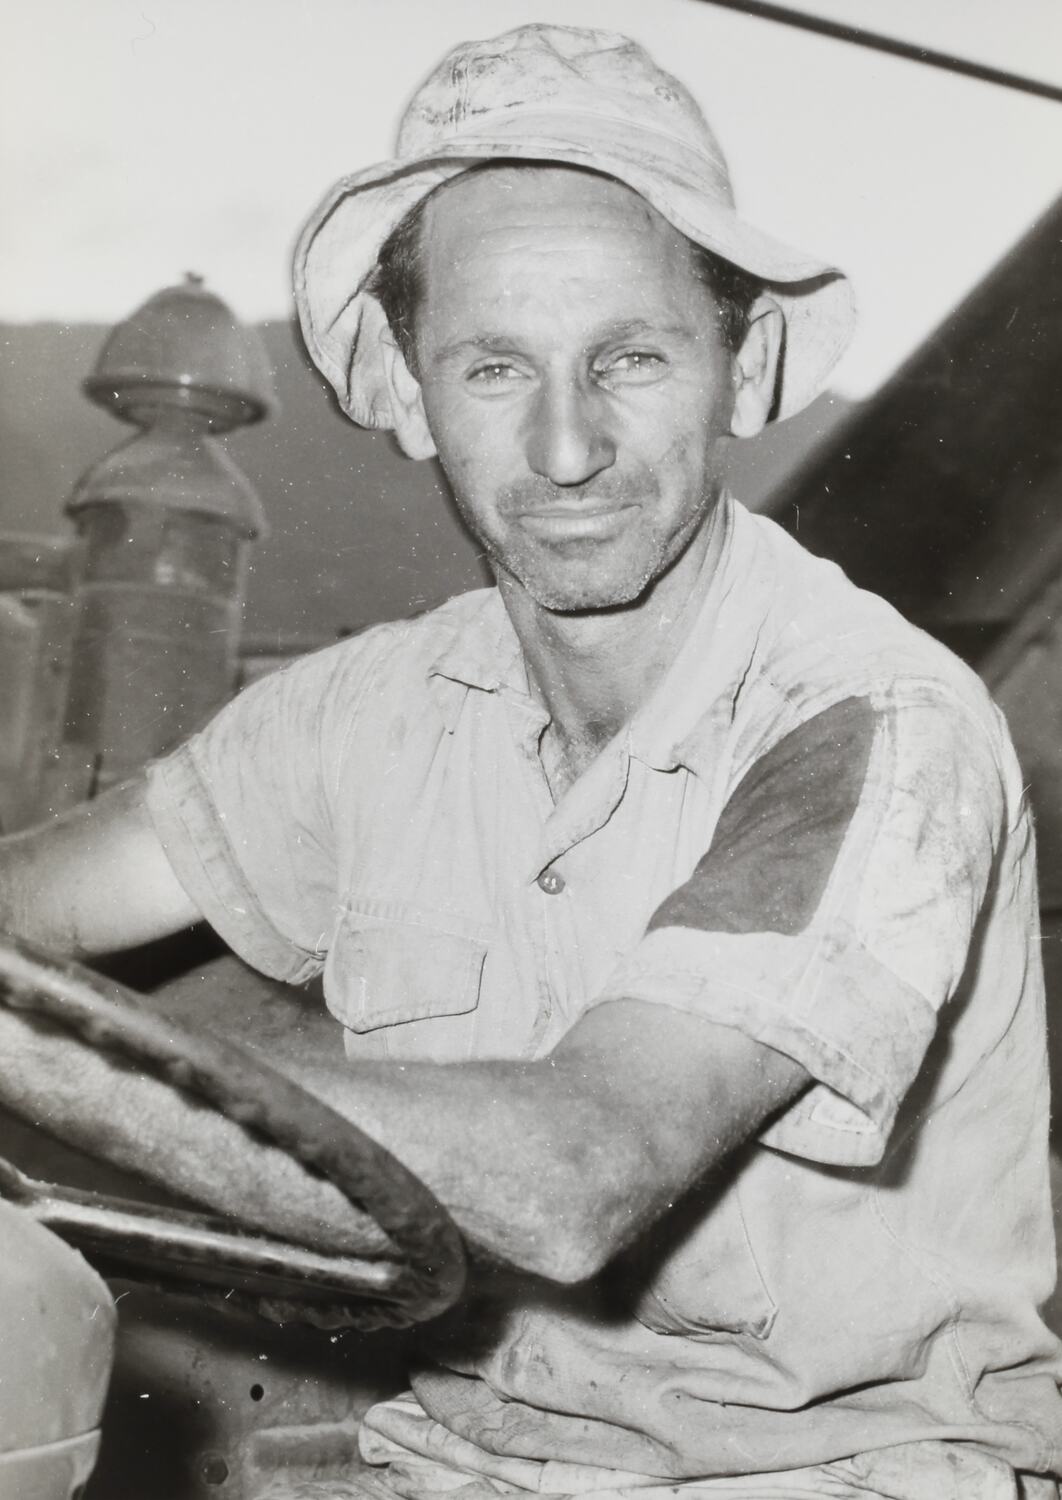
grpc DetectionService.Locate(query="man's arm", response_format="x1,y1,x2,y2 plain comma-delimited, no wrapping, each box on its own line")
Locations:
0,776,201,955
0,784,804,1283
0,975,807,1282
292,1001,809,1283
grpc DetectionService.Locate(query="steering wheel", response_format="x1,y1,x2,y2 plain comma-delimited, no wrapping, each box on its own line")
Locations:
0,936,466,1331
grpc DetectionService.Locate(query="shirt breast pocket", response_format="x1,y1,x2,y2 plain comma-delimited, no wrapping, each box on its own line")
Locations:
324,898,489,1043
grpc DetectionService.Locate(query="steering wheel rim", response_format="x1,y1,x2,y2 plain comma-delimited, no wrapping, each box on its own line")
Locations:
0,936,466,1329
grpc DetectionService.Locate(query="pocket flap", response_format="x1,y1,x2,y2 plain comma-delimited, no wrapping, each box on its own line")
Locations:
326,902,488,1034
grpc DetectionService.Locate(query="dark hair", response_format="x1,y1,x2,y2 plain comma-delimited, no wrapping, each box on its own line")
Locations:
365,164,764,372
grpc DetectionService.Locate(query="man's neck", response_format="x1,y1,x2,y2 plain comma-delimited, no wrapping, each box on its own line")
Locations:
499,506,727,796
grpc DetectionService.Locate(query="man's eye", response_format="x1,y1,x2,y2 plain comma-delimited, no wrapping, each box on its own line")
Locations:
468,363,521,385
597,351,666,380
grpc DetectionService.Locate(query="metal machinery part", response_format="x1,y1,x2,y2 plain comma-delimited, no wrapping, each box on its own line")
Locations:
0,539,79,835
0,281,426,1495
81,1282,411,1499
0,936,466,1330
58,275,273,808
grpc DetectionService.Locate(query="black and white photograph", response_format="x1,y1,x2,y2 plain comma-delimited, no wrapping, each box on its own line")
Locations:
1,3,1061,1496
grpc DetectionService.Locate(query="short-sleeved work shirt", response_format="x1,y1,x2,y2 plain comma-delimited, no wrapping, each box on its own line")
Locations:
146,496,1062,1487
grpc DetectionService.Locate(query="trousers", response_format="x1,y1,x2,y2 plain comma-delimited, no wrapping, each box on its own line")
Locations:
253,1392,1059,1500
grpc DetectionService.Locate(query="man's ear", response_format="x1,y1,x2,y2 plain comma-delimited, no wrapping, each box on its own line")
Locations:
730,296,784,439
380,330,437,459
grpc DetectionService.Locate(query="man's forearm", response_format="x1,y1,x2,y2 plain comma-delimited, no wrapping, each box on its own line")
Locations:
279,999,808,1282
0,991,807,1284
284,1051,615,1281
0,998,608,1275
0,778,200,955
0,827,97,953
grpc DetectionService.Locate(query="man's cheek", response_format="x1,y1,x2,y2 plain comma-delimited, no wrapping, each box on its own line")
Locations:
432,400,496,455
656,429,724,486
441,434,514,498
437,450,505,526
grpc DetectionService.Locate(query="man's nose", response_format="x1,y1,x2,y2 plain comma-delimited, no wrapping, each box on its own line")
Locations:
523,377,617,488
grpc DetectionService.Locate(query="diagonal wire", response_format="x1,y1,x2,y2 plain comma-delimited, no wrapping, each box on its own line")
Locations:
692,0,1062,104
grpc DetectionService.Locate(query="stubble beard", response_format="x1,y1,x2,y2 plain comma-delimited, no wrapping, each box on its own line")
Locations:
457,487,716,616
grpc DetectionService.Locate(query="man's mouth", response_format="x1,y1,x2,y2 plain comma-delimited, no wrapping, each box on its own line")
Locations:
513,502,638,541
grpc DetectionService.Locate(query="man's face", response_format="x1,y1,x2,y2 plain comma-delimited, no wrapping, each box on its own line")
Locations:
395,165,742,614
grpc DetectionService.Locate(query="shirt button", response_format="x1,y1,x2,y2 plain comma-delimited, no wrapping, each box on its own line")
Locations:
537,868,566,895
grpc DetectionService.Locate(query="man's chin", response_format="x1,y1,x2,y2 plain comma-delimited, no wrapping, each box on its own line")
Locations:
491,515,715,618
520,572,654,616
490,528,705,615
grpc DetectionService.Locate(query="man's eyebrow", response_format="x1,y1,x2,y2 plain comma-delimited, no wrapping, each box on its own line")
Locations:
431,334,520,365
431,320,699,365
594,318,693,342
596,319,709,349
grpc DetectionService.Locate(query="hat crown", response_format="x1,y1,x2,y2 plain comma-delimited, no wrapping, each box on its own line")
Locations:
397,23,734,206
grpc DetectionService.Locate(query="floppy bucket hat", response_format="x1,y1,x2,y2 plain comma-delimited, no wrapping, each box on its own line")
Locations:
294,23,855,428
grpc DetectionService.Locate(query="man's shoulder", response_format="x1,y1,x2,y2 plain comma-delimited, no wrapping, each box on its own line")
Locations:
718,506,1011,794
267,586,499,695
218,587,503,765
736,505,995,722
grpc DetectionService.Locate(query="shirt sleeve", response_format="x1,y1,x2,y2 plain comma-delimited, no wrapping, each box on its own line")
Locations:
593,689,1008,1166
144,637,381,984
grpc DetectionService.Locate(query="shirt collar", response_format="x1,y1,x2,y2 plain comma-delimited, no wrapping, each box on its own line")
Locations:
427,589,528,732
425,495,772,775
625,494,771,779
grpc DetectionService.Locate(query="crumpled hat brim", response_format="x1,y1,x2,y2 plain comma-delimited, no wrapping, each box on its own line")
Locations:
294,122,856,428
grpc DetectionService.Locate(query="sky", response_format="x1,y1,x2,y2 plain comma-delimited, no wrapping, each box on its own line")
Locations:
2,0,1061,398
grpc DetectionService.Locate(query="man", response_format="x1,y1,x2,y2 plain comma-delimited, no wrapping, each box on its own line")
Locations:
1,22,1059,1500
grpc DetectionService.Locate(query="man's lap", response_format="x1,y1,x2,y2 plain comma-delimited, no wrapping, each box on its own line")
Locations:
255,1449,1057,1500
333,1393,1051,1500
